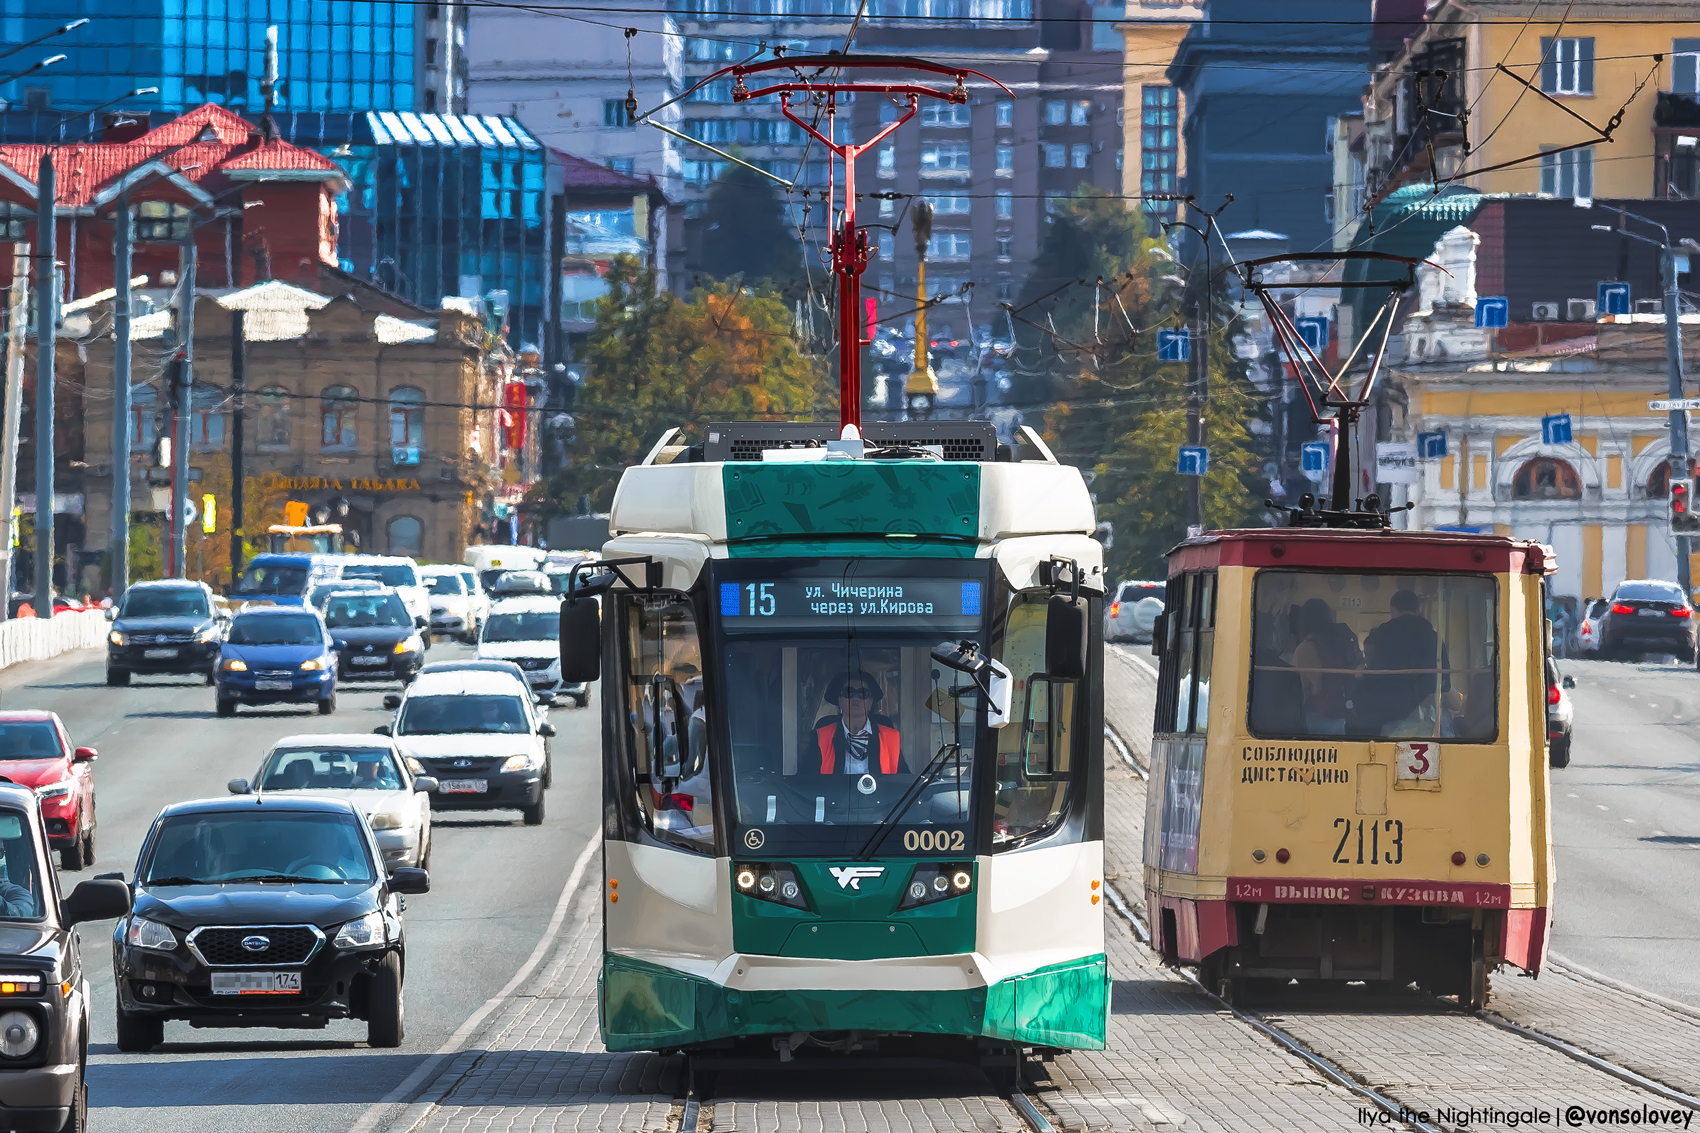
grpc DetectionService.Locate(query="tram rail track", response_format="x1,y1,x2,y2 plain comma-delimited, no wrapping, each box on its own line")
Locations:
674,1065,1063,1133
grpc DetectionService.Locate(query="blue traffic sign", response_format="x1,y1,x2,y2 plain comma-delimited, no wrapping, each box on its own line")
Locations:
1417,431,1447,459
1598,281,1631,316
1157,327,1191,362
1300,440,1331,479
1541,413,1573,446
1177,445,1209,476
1296,316,1329,353
1475,297,1509,328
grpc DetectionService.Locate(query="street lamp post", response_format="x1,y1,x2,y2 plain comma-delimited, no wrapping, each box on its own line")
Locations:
34,152,56,610
905,200,937,421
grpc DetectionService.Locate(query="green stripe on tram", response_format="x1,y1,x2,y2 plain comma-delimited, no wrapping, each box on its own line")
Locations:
723,463,982,557
599,952,1109,1052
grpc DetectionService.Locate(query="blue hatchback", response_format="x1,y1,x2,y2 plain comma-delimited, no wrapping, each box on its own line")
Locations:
215,608,338,716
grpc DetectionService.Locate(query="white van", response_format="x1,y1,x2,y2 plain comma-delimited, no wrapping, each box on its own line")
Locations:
463,545,549,594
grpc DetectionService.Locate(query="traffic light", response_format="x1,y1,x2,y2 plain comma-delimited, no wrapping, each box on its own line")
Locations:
151,436,171,469
1670,479,1700,534
201,495,216,534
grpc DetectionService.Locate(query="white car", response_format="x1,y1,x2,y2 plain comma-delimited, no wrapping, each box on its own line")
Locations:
227,734,436,868
1105,580,1165,643
379,669,554,824
422,566,482,642
1576,598,1607,655
338,556,431,644
478,595,586,706
456,567,491,631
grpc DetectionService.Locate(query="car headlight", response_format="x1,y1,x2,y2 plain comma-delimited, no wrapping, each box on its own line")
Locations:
405,757,424,774
196,626,220,643
221,658,248,672
395,636,422,654
0,1010,39,1059
108,630,126,646
125,917,178,952
502,753,533,772
300,658,326,671
333,911,387,950
367,811,404,830
32,782,69,802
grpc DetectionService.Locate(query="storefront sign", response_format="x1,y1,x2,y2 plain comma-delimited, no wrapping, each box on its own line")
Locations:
261,474,422,492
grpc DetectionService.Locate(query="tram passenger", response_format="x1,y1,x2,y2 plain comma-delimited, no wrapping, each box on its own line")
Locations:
1291,598,1362,734
813,670,907,777
1359,589,1440,735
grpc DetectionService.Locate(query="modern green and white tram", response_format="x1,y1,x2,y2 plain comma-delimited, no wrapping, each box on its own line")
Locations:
558,421,1109,1071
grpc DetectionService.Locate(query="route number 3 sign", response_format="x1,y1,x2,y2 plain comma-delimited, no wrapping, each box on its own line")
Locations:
1395,741,1440,782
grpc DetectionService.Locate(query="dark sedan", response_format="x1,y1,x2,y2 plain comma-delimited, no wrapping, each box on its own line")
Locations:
105,580,226,686
1598,578,1695,662
112,795,427,1051
324,591,426,684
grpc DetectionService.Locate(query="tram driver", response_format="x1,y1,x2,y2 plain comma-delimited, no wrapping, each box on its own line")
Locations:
1360,589,1440,735
813,670,907,779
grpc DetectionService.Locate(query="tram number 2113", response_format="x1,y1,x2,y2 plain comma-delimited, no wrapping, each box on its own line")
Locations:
903,829,967,852
1331,818,1404,865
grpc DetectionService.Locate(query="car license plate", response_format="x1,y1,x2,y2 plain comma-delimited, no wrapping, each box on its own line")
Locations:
254,679,293,691
1638,608,1661,616
352,656,387,666
439,778,487,794
211,970,301,995
143,647,179,659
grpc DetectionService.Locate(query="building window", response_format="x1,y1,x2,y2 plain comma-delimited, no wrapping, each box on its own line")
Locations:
1045,192,1066,214
606,157,636,175
685,79,735,104
921,143,972,175
257,386,291,449
751,119,803,145
425,38,438,64
1045,100,1066,126
920,102,970,127
321,385,358,450
879,231,894,262
924,194,970,214
1645,460,1700,498
604,99,636,127
1511,458,1581,501
1141,85,1181,227
423,90,437,112
996,100,1013,127
1043,144,1065,168
1116,146,1124,171
135,202,192,243
1071,144,1091,169
997,281,1014,302
389,386,424,463
131,385,158,449
1540,37,1593,95
387,516,423,556
1540,147,1593,198
1673,38,1700,93
190,384,225,449
996,190,1013,218
879,145,896,178
996,236,1013,260
0,202,27,241
996,146,1014,177
685,119,738,144
927,233,971,261
23,88,47,110
1070,100,1090,126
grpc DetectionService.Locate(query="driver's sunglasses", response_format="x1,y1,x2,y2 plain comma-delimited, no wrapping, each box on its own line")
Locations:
840,687,876,700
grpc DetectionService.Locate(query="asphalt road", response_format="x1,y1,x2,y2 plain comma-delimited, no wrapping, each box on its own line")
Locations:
0,641,599,1133
1549,654,1700,1007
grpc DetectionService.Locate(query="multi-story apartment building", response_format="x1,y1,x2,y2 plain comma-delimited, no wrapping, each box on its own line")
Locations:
1117,0,1202,235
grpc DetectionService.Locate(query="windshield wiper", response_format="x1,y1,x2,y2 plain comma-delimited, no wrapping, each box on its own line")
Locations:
143,876,209,887
218,873,344,884
855,742,962,862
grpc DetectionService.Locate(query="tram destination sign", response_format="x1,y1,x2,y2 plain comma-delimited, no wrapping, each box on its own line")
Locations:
719,578,983,626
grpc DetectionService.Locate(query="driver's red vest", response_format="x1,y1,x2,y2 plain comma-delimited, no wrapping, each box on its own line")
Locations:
817,723,902,775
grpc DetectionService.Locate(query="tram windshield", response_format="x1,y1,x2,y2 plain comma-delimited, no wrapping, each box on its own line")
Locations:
1249,571,1498,741
714,566,990,856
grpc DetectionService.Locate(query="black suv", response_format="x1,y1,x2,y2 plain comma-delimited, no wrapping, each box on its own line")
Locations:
105,580,227,686
0,784,130,1131
1598,578,1696,662
112,795,427,1050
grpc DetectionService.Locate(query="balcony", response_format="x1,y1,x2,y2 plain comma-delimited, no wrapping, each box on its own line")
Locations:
1653,92,1700,199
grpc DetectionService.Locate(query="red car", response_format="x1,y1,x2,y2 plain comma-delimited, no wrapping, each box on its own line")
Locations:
0,711,97,870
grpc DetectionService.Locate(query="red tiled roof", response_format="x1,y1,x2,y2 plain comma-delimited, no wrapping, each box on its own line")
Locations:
135,103,256,147
219,142,342,174
551,147,668,202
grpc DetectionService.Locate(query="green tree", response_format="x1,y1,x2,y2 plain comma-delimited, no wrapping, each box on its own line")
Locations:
698,161,805,286
1021,191,1269,579
527,257,834,516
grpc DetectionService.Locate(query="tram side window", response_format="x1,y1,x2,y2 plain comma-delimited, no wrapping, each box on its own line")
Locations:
1248,571,1498,741
1156,572,1214,735
621,594,716,853
993,592,1077,845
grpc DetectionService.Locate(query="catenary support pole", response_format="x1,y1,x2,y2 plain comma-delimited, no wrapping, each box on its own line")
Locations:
34,151,55,609
0,242,29,618
111,192,132,602
230,308,245,583
1664,246,1691,597
171,231,195,579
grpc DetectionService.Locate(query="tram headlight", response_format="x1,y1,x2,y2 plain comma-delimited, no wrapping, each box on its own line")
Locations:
732,862,810,910
899,863,974,910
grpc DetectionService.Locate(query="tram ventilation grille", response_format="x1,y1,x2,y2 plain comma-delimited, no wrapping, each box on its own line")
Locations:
194,926,318,966
706,421,997,462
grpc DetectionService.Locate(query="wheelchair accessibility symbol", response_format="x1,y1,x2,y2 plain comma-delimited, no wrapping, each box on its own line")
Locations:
743,828,765,850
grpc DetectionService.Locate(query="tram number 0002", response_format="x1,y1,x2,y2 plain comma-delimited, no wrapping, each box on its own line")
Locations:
1332,818,1404,865
903,829,967,852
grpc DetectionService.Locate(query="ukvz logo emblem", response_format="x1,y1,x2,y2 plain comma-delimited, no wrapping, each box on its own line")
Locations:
829,866,885,891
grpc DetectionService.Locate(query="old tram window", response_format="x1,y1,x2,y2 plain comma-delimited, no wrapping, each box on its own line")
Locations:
1249,571,1499,742
1511,458,1580,500
622,594,715,854
993,592,1077,846
1156,572,1215,734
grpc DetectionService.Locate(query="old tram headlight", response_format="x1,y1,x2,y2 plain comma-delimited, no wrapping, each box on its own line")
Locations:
900,863,974,910
0,1010,39,1058
732,863,809,910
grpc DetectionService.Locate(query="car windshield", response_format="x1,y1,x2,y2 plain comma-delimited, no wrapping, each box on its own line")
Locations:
0,722,60,761
483,611,559,642
325,594,412,628
398,694,529,734
0,812,44,919
228,615,324,646
234,563,309,596
707,566,990,857
479,569,507,592
311,581,379,607
1616,582,1686,603
427,574,464,595
1248,571,1498,741
1118,582,1162,603
143,811,374,884
343,564,418,588
261,747,404,791
120,589,209,618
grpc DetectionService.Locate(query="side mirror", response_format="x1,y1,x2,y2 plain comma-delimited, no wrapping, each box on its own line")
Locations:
1046,593,1089,680
416,616,428,629
227,778,251,794
103,607,117,622
61,878,131,927
388,866,430,895
538,721,557,738
1561,675,1576,689
373,724,393,736
382,693,402,710
413,776,438,793
333,639,349,650
560,598,601,683
72,747,97,763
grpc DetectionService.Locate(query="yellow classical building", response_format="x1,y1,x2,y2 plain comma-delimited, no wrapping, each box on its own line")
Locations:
1118,0,1202,231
